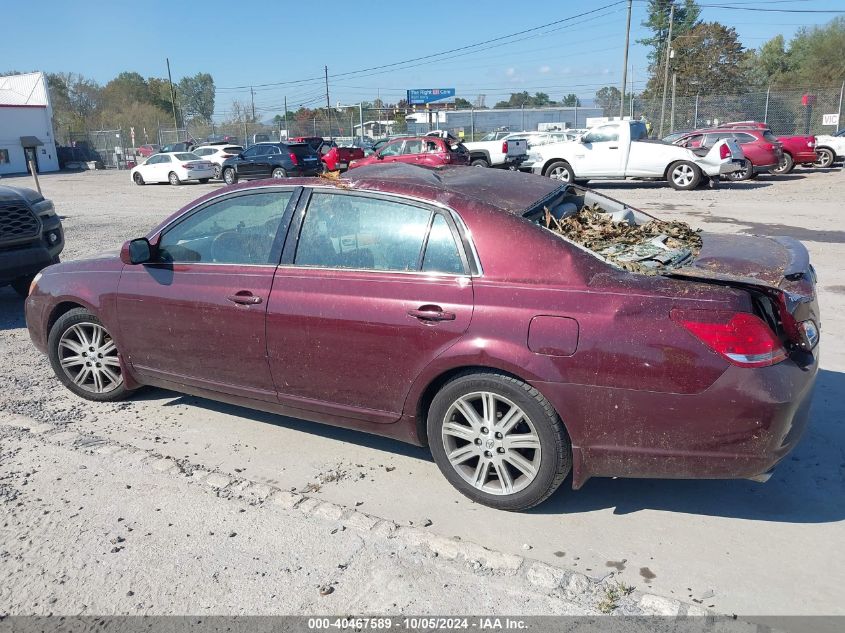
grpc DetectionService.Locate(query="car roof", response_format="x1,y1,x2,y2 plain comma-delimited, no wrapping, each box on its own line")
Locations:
340,164,561,215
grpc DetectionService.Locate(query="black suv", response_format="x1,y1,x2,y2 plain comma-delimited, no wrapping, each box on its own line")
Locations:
220,142,322,184
0,185,64,297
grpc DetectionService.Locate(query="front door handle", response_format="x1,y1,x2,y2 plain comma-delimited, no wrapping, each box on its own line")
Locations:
227,291,262,305
408,305,456,322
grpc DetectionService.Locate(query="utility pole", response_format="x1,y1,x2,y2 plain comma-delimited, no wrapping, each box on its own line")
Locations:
165,58,179,137
658,3,675,138
284,96,288,140
670,72,677,133
630,64,635,118
250,86,256,121
324,65,332,140
619,0,633,119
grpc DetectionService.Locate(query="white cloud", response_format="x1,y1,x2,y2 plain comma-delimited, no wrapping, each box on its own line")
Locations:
539,65,551,74
505,67,516,77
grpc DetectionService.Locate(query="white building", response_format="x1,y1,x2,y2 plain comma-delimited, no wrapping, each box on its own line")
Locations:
0,72,60,175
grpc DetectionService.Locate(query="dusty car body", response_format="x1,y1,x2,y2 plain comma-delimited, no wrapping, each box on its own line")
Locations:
25,165,820,510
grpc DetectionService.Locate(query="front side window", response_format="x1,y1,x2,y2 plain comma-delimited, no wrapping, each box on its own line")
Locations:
584,125,619,143
295,193,431,271
157,191,292,265
379,140,403,157
242,146,261,158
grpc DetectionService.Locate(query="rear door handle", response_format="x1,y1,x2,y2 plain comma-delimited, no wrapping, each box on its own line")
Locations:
608,146,619,150
227,291,262,305
408,305,456,322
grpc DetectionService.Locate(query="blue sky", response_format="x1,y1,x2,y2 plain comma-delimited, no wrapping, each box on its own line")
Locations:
2,0,843,120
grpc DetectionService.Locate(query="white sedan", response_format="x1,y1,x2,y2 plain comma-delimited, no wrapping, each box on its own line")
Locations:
131,152,215,186
191,144,244,179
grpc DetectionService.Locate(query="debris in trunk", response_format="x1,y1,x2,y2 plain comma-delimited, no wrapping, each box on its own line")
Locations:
543,205,702,274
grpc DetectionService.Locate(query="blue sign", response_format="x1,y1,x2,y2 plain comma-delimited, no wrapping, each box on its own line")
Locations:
406,88,456,105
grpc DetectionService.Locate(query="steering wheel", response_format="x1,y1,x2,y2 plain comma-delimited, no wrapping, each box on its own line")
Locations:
210,230,243,263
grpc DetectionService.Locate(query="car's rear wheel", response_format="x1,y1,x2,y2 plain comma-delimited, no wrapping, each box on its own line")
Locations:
544,161,574,183
133,172,145,185
47,308,131,402
772,152,794,175
667,160,702,190
428,372,571,511
725,159,753,181
271,167,287,179
223,167,237,185
815,147,835,168
213,165,222,179
470,158,489,168
168,171,181,186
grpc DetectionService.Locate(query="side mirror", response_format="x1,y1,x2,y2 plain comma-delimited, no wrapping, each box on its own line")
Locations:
376,152,384,160
120,238,153,265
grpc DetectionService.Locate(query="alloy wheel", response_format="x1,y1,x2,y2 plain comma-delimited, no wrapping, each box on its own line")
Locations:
441,391,541,496
57,323,122,394
672,163,695,187
213,165,221,179
548,166,571,182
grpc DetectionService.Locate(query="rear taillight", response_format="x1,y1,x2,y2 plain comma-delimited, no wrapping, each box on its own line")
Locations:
763,143,775,151
719,143,731,159
502,141,508,153
181,163,192,168
808,140,815,148
289,152,298,165
671,309,787,368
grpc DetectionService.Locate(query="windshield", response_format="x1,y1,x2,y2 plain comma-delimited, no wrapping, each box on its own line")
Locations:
175,153,200,160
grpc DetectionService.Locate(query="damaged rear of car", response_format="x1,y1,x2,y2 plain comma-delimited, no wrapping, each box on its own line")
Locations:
523,185,819,486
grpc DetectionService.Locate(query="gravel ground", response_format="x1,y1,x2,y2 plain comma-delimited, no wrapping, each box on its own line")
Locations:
1,167,844,619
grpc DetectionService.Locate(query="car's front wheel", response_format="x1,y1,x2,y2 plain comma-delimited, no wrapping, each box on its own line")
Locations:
223,167,237,185
213,164,222,179
47,308,131,402
544,161,575,183
815,147,835,168
133,172,145,185
470,158,489,168
428,372,571,511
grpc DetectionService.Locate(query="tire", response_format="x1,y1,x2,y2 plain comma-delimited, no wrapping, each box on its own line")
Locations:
47,308,132,402
213,165,221,180
223,167,237,185
470,158,489,168
544,161,575,184
132,172,145,186
725,158,753,182
271,167,287,179
198,178,210,184
815,147,835,168
427,371,571,511
772,152,794,175
667,161,702,190
168,171,181,186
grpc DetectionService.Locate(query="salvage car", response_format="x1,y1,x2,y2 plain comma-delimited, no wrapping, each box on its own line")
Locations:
1,185,63,297
131,152,215,186
348,136,470,169
25,165,819,511
521,120,743,190
814,128,845,168
674,127,782,181
715,122,816,174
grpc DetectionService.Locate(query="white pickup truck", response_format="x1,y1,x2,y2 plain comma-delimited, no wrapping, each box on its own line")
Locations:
463,132,529,169
814,128,845,168
520,120,744,190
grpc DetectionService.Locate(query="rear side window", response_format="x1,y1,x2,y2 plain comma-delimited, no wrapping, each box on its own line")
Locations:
295,193,431,272
158,191,292,265
734,133,756,144
403,139,424,154
762,131,778,143
422,214,464,274
630,122,648,141
223,146,242,153
425,140,441,153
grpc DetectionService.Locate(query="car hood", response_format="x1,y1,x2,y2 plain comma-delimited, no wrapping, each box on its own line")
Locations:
46,250,122,275
0,184,42,204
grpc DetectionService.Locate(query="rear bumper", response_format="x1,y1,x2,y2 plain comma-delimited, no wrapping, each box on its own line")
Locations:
753,162,779,173
718,159,744,175
533,350,819,488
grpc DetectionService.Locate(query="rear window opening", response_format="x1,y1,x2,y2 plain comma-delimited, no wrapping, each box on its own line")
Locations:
528,189,701,274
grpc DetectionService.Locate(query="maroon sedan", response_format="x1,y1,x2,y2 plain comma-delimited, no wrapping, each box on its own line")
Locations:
349,136,470,170
24,165,820,510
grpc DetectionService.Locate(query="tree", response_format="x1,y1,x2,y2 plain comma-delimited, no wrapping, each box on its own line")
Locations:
177,73,215,121
594,87,622,116
670,22,749,95
454,97,472,109
639,0,701,97
561,94,581,107
101,72,150,110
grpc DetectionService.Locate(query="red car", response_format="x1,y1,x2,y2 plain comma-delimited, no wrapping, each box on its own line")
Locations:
136,144,160,158
718,122,816,174
348,136,470,169
24,165,819,511
674,127,782,181
318,142,365,172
